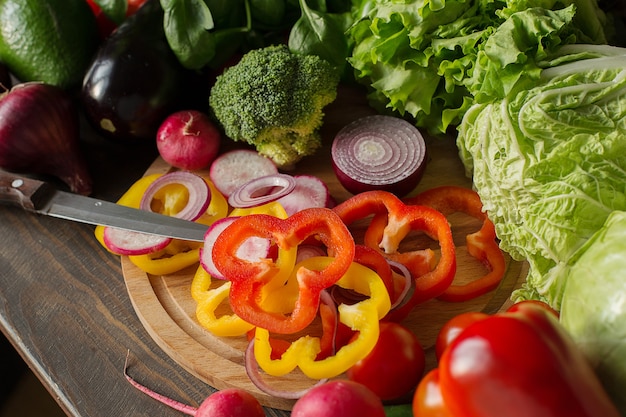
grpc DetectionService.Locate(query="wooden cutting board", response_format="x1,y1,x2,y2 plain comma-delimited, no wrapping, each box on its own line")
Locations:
121,87,528,410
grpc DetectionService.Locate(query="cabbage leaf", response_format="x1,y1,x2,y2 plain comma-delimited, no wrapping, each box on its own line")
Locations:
457,44,626,308
560,210,626,413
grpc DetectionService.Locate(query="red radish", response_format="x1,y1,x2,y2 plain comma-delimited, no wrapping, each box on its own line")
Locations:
209,149,278,197
331,115,427,197
124,356,265,417
291,380,386,417
156,110,221,171
0,82,92,195
276,174,331,216
200,216,271,279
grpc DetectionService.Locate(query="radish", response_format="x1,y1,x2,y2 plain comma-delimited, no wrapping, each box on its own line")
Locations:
331,115,427,197
291,380,386,417
124,355,265,417
156,110,221,171
209,149,278,197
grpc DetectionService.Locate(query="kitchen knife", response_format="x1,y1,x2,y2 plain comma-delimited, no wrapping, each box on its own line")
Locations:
0,170,208,242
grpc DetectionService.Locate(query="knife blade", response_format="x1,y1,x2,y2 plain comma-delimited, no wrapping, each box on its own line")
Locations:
0,170,208,242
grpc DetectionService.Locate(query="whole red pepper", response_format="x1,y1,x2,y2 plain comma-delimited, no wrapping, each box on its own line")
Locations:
414,301,621,417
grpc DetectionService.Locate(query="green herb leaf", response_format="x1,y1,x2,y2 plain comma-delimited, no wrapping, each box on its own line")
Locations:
160,0,216,69
288,0,350,71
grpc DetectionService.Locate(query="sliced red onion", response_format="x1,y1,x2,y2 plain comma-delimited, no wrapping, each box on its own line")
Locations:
103,227,172,256
387,260,415,312
331,115,427,197
228,174,296,208
319,289,339,356
103,171,210,256
140,171,211,221
200,217,271,280
276,175,331,216
296,245,327,264
244,339,328,400
244,291,336,399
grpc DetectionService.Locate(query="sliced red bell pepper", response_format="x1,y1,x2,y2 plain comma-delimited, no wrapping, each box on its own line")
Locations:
333,190,456,320
415,301,621,417
212,207,355,335
405,186,506,302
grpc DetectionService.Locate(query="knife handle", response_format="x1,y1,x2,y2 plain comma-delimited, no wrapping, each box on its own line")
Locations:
0,170,55,211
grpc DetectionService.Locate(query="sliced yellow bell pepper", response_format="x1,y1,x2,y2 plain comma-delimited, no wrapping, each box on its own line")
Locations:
191,266,254,337
95,173,229,276
253,256,391,380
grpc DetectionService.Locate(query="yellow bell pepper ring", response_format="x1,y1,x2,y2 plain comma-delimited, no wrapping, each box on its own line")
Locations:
253,256,391,380
191,266,254,337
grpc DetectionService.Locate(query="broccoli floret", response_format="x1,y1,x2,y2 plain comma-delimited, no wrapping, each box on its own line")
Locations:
209,44,340,169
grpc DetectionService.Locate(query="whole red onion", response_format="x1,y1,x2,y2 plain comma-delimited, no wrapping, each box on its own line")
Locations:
0,82,92,195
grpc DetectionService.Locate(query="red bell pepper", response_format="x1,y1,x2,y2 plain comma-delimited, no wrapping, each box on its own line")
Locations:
333,190,456,320
405,186,506,302
212,207,355,335
414,301,621,417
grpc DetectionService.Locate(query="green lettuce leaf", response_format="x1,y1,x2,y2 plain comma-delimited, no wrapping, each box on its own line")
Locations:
457,44,626,308
560,210,626,413
347,0,612,134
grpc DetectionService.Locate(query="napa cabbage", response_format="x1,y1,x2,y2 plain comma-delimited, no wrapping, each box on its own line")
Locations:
560,210,626,413
457,43,626,309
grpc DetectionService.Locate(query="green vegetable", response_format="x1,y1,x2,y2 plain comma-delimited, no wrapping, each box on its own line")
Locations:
456,43,626,309
347,0,614,134
158,0,355,72
560,210,626,414
209,44,340,168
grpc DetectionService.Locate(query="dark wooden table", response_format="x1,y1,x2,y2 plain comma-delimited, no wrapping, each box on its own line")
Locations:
0,120,291,416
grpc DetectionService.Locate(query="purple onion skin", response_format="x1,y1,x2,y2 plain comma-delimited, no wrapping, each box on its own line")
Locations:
0,82,93,195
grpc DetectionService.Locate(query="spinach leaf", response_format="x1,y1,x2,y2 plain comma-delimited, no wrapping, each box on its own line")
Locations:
288,0,351,72
160,0,216,69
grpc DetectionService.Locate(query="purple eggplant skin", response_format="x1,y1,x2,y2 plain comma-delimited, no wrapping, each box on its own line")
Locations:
81,0,208,143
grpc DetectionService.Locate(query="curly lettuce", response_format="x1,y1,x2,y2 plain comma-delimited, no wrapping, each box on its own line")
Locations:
347,0,612,134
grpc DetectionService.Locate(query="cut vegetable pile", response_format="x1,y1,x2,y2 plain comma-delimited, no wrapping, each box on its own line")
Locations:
94,147,508,401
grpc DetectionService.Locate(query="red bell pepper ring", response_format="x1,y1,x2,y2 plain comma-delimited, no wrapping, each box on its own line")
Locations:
212,207,355,335
333,190,456,319
405,186,506,302
417,301,621,417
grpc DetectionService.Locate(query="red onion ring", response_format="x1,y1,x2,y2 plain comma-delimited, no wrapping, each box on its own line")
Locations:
244,339,328,400
228,174,297,208
387,260,415,311
104,171,211,255
243,290,336,399
331,115,427,197
140,171,211,221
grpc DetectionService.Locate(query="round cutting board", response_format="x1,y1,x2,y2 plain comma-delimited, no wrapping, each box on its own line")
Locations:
122,88,528,410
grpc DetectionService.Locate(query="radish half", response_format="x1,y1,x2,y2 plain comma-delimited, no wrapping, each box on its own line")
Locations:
331,115,427,197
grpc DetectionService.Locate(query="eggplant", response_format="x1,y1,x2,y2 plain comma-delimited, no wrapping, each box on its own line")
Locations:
81,0,208,142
